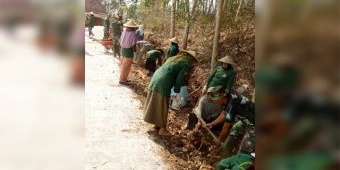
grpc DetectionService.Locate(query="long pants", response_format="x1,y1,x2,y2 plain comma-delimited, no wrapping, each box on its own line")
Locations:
222,121,245,157
238,126,255,154
88,27,94,36
112,37,120,57
145,58,156,74
119,57,133,82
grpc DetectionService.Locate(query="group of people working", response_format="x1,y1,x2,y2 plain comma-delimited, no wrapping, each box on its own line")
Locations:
89,12,255,169
141,37,255,169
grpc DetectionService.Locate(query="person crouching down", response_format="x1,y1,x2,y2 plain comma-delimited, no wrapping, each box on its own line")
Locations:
144,49,164,77
167,37,179,58
144,50,199,135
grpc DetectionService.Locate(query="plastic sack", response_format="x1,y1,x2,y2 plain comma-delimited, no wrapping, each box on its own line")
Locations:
169,86,188,110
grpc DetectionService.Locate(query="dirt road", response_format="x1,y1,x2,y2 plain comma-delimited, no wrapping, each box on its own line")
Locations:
85,27,169,170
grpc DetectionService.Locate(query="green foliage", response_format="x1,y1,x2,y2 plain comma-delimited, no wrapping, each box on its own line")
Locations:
141,0,157,7
102,0,127,13
175,1,188,20
135,0,170,32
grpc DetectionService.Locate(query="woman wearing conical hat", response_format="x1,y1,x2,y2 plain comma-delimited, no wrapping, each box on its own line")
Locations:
118,19,139,85
144,50,199,135
167,37,179,58
206,55,237,95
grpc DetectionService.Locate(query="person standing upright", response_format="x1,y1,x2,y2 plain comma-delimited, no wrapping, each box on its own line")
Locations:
135,24,145,64
111,14,123,58
103,13,111,39
119,19,138,85
135,24,144,42
88,12,95,37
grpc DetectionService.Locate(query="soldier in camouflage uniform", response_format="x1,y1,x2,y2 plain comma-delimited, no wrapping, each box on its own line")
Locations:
221,120,245,157
103,14,111,39
111,14,123,58
224,92,255,155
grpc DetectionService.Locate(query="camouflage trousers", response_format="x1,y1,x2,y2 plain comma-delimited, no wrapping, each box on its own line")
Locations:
238,125,255,154
103,27,110,39
222,121,245,156
111,36,120,55
222,121,255,156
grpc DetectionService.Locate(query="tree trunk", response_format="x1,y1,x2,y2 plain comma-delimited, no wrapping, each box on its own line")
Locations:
202,0,206,14
256,0,271,69
182,0,198,50
235,0,243,21
208,0,214,14
222,0,227,11
210,0,224,73
213,0,217,14
227,0,232,14
207,0,210,14
192,0,198,19
170,0,176,38
182,0,190,50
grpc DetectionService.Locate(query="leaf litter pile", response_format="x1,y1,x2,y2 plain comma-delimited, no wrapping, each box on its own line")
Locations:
127,22,254,169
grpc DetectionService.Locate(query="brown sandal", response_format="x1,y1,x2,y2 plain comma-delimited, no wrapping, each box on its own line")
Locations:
119,81,131,85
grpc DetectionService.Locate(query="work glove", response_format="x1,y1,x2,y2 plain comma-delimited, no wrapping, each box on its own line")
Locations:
240,96,249,104
225,112,235,123
230,93,238,99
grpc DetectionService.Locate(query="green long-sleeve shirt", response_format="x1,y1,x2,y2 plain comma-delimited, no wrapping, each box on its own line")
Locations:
88,15,95,27
148,55,192,97
147,50,163,65
167,43,179,58
207,66,236,92
216,154,254,170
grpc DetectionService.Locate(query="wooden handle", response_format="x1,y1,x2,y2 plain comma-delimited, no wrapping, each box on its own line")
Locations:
197,116,219,141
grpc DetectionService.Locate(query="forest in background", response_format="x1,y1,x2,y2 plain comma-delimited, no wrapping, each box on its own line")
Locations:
100,0,255,169
103,0,255,95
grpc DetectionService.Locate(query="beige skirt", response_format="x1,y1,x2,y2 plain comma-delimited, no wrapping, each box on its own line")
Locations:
143,90,169,128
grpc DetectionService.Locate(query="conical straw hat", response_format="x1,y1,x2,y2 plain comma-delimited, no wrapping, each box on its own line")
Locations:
182,50,199,64
218,55,236,65
169,37,179,44
123,19,138,28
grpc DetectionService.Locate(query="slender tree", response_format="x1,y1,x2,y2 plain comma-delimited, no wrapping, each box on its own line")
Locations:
235,0,243,21
210,0,224,72
182,0,198,50
170,0,176,37
182,0,190,50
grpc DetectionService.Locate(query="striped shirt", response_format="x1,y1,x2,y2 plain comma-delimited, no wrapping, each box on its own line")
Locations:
120,30,137,48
